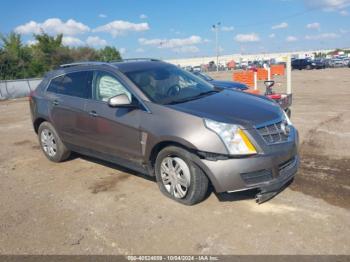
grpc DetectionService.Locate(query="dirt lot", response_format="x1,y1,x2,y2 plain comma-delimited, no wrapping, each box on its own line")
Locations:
0,68,349,255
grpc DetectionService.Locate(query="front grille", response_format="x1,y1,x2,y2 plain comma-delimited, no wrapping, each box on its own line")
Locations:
241,169,273,185
256,121,290,144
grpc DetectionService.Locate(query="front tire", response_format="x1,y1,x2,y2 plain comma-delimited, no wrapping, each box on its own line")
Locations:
155,146,209,205
38,121,71,162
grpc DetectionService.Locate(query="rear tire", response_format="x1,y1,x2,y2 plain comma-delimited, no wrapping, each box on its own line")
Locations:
155,146,209,205
38,121,71,162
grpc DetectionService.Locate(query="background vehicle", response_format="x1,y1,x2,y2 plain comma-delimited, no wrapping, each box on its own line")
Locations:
192,65,201,72
313,59,326,69
191,71,292,116
184,65,193,71
343,58,350,67
292,59,316,70
323,58,332,68
30,59,298,205
208,61,217,71
330,58,345,68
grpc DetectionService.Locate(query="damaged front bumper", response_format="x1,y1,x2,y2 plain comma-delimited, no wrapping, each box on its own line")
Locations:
255,156,299,203
192,129,299,204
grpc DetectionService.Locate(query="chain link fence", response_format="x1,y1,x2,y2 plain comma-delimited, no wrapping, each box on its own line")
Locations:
0,78,42,100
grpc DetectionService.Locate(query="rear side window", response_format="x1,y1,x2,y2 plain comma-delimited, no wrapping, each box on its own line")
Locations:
47,71,93,99
47,75,64,93
59,71,92,98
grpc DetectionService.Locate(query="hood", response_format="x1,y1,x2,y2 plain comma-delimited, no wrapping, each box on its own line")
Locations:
167,89,283,128
210,80,248,90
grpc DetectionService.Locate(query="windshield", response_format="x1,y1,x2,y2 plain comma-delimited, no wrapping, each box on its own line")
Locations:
125,65,218,104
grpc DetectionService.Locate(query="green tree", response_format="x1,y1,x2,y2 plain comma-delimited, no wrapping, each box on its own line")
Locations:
0,31,124,80
31,32,65,72
0,32,32,79
98,46,121,62
313,52,326,58
69,46,101,62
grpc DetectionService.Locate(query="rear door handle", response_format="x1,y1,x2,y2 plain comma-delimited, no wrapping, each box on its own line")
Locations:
52,100,59,106
89,111,98,117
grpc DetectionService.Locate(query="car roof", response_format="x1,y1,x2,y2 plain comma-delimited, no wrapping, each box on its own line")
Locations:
46,59,173,79
112,60,172,73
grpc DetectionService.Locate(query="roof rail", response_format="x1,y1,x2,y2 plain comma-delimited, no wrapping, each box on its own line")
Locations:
60,58,162,68
111,58,162,63
59,61,110,68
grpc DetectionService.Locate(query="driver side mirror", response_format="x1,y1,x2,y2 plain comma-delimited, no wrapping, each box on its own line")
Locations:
108,94,138,108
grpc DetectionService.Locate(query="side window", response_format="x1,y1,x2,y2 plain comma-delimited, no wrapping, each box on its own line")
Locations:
94,71,132,102
47,75,64,93
57,71,92,99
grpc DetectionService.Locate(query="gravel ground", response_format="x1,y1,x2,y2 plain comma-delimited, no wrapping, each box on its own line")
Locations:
0,68,349,255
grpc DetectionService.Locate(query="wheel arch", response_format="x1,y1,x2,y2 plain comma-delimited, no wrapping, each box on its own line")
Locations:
147,140,219,190
148,140,196,171
33,117,49,134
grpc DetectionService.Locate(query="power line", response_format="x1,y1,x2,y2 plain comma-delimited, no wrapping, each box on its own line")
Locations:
233,6,323,29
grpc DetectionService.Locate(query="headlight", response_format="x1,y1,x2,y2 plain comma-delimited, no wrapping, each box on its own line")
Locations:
204,119,257,155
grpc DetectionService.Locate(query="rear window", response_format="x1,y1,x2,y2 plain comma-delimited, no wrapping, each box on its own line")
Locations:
47,71,93,99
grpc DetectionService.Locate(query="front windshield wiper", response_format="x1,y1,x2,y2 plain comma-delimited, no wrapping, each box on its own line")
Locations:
166,90,220,105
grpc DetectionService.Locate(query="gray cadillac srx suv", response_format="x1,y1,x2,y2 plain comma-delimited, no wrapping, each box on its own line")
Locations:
30,59,299,205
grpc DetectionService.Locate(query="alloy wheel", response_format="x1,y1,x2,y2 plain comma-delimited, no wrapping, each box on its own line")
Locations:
40,129,57,157
160,157,191,199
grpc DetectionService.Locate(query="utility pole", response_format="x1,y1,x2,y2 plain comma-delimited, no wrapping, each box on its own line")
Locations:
286,55,292,95
212,22,221,71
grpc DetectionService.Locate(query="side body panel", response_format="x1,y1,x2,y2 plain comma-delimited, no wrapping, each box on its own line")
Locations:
84,100,143,165
47,93,89,146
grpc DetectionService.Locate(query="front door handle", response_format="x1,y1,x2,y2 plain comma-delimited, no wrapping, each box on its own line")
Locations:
53,100,59,106
89,111,98,117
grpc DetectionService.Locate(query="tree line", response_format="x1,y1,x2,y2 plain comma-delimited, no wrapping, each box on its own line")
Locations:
0,32,122,80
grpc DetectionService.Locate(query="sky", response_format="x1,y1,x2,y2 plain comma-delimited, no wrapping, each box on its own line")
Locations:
1,0,350,59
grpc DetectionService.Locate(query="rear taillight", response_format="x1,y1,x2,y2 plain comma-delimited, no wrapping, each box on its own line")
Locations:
28,90,35,102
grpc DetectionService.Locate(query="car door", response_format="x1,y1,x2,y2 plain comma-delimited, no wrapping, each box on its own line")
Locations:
292,60,299,70
47,70,93,146
84,70,143,165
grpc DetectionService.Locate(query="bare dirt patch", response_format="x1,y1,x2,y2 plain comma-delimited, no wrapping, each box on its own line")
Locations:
292,155,350,209
13,140,31,146
291,113,350,208
89,174,130,194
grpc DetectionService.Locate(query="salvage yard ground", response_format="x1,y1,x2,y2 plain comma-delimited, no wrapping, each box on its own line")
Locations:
0,68,349,254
